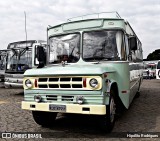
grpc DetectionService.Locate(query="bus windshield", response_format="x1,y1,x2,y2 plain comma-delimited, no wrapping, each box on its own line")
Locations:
49,33,80,64
146,63,156,70
6,48,32,72
157,62,160,69
83,30,124,61
0,52,6,70
0,59,6,70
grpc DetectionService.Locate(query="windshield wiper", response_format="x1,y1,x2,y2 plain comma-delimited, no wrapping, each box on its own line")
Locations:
10,49,18,59
102,58,113,61
84,57,104,62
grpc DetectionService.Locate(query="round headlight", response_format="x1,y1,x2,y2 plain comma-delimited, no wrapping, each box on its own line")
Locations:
76,96,84,104
89,78,98,88
34,95,42,102
25,79,33,88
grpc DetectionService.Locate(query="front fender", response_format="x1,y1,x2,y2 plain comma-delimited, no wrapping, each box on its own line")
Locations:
103,78,129,109
102,78,115,105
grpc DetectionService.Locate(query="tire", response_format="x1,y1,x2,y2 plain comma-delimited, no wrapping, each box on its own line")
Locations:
135,78,142,98
115,97,126,117
32,111,57,127
101,90,116,133
135,91,140,98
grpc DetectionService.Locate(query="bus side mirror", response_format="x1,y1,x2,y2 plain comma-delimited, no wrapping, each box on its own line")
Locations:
36,46,46,68
129,36,137,50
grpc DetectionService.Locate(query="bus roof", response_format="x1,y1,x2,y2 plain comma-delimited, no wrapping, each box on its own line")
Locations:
47,12,141,44
67,12,122,22
7,40,46,49
48,12,124,30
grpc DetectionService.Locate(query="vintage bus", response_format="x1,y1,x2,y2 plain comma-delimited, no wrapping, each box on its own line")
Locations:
0,50,7,87
156,61,160,79
22,12,143,132
5,40,46,88
143,62,157,79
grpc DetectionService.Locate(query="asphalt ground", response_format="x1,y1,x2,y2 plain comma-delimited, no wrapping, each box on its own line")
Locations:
0,79,160,141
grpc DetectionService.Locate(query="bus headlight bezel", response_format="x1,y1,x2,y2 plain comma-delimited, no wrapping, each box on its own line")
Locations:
89,78,99,88
25,79,33,88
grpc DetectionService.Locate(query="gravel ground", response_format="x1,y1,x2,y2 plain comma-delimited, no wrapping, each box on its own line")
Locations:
0,79,160,141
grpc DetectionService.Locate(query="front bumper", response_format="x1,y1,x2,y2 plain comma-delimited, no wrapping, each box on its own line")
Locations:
22,101,106,115
4,82,23,88
0,82,4,87
0,76,4,87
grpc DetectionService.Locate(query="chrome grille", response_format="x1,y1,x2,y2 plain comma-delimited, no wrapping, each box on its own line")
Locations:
46,95,57,101
62,96,74,101
39,78,48,82
49,84,59,88
72,77,82,81
46,95,74,102
37,77,83,89
49,78,59,82
39,84,48,88
60,78,70,81
60,84,70,88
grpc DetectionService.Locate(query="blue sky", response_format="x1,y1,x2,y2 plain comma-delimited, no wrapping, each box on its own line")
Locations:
0,0,160,58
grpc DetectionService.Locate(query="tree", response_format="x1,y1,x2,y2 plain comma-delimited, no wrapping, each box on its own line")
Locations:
146,49,160,60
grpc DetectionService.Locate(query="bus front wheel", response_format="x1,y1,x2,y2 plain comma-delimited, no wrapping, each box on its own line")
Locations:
32,111,57,127
101,90,116,132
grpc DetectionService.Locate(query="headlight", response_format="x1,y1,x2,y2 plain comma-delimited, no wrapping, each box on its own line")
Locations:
76,96,84,104
25,79,33,88
89,78,98,88
34,95,42,102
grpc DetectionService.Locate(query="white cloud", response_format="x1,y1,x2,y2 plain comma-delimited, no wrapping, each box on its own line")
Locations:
0,0,160,58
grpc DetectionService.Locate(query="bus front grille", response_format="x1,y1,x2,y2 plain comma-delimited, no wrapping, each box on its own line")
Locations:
37,77,83,89
46,95,74,102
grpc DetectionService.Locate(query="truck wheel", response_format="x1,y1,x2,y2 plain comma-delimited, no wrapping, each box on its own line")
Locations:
32,111,57,127
135,91,140,98
101,90,116,132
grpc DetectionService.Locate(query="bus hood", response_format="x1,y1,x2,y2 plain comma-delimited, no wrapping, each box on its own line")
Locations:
24,63,116,77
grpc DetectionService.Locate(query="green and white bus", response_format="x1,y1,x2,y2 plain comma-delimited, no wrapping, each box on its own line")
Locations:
22,12,143,132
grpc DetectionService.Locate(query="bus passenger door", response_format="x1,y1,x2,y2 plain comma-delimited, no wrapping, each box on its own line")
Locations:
32,44,47,68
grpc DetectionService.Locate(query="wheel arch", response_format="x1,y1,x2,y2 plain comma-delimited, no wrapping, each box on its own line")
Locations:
110,82,126,112
110,82,119,98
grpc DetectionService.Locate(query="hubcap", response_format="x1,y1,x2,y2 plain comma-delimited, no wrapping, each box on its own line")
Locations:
110,97,116,123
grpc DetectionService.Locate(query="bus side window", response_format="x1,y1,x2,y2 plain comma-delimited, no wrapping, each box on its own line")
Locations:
157,62,160,69
121,35,126,61
135,40,143,61
128,36,138,62
125,35,132,61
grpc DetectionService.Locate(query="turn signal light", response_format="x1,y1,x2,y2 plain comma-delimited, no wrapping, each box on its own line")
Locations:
83,78,86,87
35,79,37,87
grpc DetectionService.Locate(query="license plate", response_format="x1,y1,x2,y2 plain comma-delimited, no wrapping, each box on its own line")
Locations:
49,105,66,112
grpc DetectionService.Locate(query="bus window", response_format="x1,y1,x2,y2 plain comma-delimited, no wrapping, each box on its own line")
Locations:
157,61,160,69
